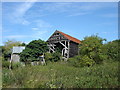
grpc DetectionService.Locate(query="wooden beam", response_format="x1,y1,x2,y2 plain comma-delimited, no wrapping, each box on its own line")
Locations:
62,48,64,56
59,41,68,49
48,44,56,47
60,41,70,60
49,47,55,52
67,41,70,59
48,44,56,53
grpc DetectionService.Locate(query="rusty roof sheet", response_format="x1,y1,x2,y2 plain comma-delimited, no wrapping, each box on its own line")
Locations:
58,31,81,44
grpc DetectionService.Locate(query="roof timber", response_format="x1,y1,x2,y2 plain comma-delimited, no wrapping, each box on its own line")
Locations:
47,30,81,44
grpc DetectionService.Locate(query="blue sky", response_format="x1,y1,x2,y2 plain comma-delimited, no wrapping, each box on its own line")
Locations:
2,2,118,45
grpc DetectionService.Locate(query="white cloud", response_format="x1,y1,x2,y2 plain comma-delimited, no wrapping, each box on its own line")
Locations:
31,30,49,39
68,12,89,17
10,0,37,25
32,28,39,31
34,30,48,36
42,2,72,13
37,2,117,17
35,20,52,28
97,21,117,26
102,32,108,34
4,35,30,39
13,0,37,17
4,29,49,40
31,20,53,39
101,31,117,34
22,20,30,25
5,2,117,23
101,13,117,18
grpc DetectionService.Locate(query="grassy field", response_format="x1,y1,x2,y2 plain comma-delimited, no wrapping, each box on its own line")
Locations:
2,60,119,88
0,58,2,89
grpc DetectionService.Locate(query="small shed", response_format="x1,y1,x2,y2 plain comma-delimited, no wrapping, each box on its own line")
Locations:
11,46,25,62
47,30,81,60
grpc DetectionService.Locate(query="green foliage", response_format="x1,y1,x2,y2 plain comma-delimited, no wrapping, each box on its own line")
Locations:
2,60,22,69
80,55,95,67
2,60,10,69
68,35,108,67
68,55,95,67
11,62,22,69
2,60,119,88
3,40,22,49
45,52,53,62
45,52,61,62
79,35,107,64
68,55,81,67
51,52,61,62
102,39,120,61
20,43,26,46
2,36,119,88
20,39,48,62
2,40,23,61
2,69,15,87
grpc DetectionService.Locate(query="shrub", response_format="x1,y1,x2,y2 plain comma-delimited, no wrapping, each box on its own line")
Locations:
68,55,81,67
51,52,61,62
68,55,95,67
11,62,22,69
80,55,95,67
20,39,48,62
79,35,107,64
2,60,22,69
102,40,120,61
45,52,61,62
2,69,15,87
45,52,53,62
2,61,10,69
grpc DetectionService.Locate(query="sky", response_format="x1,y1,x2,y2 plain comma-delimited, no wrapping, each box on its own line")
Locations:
1,2,118,45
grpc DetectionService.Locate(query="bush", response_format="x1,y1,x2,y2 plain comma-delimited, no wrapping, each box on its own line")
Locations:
68,55,81,67
45,52,61,62
52,52,61,62
2,69,15,87
11,62,22,69
79,35,107,64
102,40,120,61
2,61,10,69
2,60,22,69
20,39,48,62
68,55,95,67
80,55,95,67
45,52,53,62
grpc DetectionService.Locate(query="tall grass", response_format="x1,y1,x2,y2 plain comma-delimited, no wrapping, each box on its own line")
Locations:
2,60,119,88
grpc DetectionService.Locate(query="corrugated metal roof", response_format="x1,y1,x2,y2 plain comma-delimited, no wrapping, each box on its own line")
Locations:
12,46,25,53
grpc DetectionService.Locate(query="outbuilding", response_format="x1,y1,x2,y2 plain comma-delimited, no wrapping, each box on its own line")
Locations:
11,46,25,62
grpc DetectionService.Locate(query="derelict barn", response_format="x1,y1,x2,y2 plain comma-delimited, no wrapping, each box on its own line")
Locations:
47,30,81,59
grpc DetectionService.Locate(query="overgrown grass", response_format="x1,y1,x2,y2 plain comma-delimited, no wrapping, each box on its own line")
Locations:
0,71,1,89
2,60,119,88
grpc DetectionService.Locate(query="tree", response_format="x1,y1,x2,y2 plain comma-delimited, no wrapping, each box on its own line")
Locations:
2,40,22,60
79,35,107,64
20,39,48,62
102,39,120,61
19,43,26,46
